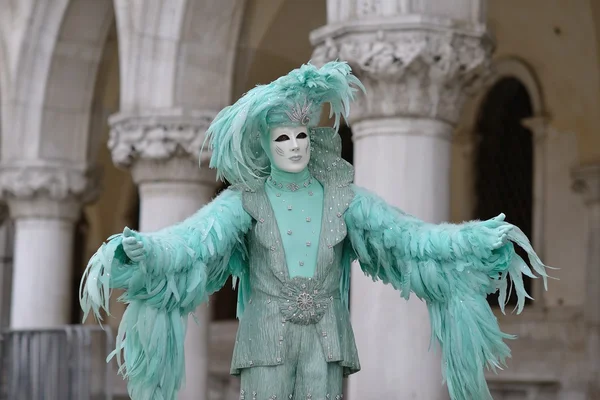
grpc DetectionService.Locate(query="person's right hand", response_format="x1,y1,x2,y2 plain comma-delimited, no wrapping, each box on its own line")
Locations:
122,227,146,262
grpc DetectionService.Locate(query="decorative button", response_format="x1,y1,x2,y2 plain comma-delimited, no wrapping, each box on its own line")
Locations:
306,217,311,222
287,230,292,235
299,261,304,266
259,218,265,223
276,357,282,363
306,241,311,246
308,191,313,196
287,205,292,210
337,212,342,217
249,361,254,365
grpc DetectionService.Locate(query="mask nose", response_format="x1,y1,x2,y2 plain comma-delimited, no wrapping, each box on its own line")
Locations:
290,136,300,151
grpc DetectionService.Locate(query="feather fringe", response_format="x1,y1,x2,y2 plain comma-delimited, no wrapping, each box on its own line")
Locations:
79,189,252,399
345,185,553,400
204,61,365,186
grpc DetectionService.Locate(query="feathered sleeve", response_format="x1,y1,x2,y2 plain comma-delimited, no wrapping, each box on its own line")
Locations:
79,188,252,400
344,184,552,400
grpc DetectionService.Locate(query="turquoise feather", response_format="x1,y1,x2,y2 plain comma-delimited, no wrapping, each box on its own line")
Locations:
204,61,365,187
79,189,252,399
344,185,552,400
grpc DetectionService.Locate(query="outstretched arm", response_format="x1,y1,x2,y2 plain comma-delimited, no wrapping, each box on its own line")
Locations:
344,184,552,400
79,188,252,400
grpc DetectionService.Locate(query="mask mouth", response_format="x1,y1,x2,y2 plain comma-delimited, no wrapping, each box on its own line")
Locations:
289,155,303,162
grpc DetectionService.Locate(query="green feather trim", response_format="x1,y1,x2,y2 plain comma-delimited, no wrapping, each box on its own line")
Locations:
345,185,554,400
79,189,252,399
204,61,365,187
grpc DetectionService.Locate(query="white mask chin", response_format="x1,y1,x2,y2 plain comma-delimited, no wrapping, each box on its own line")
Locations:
269,126,311,173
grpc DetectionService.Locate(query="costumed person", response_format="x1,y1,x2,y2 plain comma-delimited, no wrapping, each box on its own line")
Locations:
80,61,552,400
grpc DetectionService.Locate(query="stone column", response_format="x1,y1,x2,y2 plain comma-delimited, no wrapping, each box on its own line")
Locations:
572,163,600,398
0,203,13,329
0,165,98,328
109,110,218,400
311,2,492,398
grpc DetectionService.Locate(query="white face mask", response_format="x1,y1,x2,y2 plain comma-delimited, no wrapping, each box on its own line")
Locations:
269,126,311,173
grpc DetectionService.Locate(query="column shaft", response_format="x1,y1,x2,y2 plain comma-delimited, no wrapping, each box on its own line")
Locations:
10,218,75,328
311,3,492,397
349,117,452,399
573,164,600,397
110,112,219,400
137,179,217,400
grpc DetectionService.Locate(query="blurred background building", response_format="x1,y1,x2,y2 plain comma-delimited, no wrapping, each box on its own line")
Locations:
0,0,598,399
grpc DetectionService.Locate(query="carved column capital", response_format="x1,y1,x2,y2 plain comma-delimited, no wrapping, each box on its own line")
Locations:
0,164,102,220
108,109,218,185
108,109,216,168
572,163,600,206
108,109,217,185
311,26,493,124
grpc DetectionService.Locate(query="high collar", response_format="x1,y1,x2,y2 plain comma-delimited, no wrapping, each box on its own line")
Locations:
266,166,313,192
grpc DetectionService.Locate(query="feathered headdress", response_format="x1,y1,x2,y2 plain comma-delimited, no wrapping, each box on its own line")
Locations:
204,61,365,186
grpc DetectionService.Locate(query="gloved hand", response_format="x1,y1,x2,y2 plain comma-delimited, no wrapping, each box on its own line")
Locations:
122,227,146,262
482,213,514,249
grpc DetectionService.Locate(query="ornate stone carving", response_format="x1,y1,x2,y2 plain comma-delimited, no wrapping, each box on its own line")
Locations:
108,111,216,169
0,165,101,219
0,165,100,202
311,29,493,124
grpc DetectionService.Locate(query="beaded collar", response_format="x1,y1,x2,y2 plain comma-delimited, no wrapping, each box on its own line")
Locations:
266,175,314,192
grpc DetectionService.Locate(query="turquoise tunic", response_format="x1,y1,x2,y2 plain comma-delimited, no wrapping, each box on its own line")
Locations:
264,167,324,278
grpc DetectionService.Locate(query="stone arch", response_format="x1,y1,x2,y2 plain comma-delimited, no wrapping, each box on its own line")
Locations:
2,0,115,166
460,57,545,131
233,0,327,98
176,0,246,111
453,57,548,301
113,0,245,114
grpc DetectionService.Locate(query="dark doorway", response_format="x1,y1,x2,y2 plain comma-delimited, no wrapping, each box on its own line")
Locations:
474,77,534,307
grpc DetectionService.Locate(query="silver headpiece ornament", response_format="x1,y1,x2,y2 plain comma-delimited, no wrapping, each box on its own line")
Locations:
284,98,313,125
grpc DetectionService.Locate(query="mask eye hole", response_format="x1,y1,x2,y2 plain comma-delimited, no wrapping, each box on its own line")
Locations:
274,134,290,142
296,132,307,139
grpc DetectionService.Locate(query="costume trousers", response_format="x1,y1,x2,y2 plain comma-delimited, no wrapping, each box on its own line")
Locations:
238,323,344,400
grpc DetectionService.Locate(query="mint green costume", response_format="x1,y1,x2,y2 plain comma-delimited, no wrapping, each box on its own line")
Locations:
264,164,324,279
79,62,552,400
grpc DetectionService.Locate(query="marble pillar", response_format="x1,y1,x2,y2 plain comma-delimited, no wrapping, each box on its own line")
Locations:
109,110,218,400
0,204,13,329
0,165,98,328
572,163,600,398
311,2,492,398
